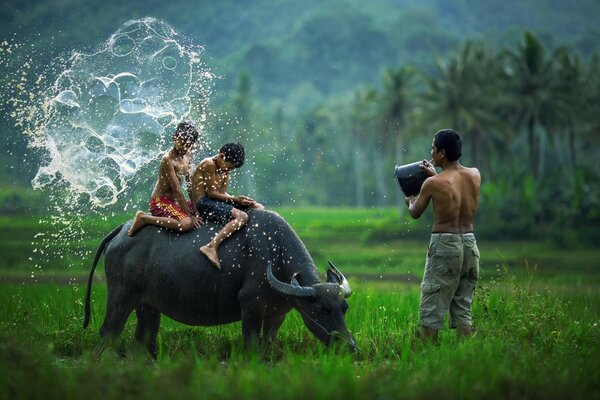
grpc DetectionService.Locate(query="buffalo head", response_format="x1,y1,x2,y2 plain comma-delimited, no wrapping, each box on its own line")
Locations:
267,261,356,350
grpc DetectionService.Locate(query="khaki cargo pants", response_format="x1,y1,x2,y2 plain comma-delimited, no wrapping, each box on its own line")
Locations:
419,233,480,330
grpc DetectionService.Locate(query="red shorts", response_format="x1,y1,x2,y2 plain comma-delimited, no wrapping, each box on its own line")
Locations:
149,196,193,221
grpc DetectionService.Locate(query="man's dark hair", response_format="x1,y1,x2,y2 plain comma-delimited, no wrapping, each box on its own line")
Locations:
220,143,245,168
434,129,462,161
174,121,199,142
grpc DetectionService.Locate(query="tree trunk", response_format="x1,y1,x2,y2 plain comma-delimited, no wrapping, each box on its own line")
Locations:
353,144,365,207
528,118,539,178
394,137,406,213
373,152,388,206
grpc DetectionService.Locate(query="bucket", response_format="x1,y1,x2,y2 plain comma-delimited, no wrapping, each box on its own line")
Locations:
394,161,429,197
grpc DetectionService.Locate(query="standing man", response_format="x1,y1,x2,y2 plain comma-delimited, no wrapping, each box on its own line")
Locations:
405,129,481,342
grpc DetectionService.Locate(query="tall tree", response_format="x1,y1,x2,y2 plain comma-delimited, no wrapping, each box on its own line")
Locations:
501,32,573,178
230,71,258,197
419,41,508,175
548,47,585,168
378,66,416,206
349,87,379,207
380,65,415,165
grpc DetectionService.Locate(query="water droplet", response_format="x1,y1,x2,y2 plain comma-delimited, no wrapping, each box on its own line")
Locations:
111,34,135,57
54,90,80,108
162,56,177,70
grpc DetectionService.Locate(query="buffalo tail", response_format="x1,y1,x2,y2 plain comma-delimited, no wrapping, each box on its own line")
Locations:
83,224,125,329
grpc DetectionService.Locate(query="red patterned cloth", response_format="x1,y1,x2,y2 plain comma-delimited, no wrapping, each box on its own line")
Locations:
149,196,192,221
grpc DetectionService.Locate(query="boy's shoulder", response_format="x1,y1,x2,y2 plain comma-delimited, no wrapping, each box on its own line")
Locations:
197,157,216,169
160,149,175,162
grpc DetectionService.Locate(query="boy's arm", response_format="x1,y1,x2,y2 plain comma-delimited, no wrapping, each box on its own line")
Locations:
162,157,194,216
190,165,202,211
202,162,240,204
185,173,198,215
407,178,434,219
222,173,257,206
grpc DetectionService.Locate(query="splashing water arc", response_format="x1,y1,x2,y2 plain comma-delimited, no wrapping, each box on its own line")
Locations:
30,18,213,207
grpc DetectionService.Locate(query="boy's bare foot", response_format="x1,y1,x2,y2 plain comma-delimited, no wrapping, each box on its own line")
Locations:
200,244,221,269
128,211,147,236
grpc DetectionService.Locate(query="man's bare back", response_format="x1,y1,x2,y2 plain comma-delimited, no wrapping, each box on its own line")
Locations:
406,140,480,234
426,165,480,233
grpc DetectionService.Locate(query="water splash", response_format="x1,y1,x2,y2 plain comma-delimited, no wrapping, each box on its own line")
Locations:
2,19,215,273
23,17,214,207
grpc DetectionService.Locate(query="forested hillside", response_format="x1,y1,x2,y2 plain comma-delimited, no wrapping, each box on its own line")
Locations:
1,0,598,99
1,0,599,245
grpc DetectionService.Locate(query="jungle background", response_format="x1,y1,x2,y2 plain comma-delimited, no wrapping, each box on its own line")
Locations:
1,0,599,246
1,2,599,399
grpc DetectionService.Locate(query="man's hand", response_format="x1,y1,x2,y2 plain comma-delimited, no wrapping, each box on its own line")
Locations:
191,215,203,229
420,159,436,177
405,195,416,207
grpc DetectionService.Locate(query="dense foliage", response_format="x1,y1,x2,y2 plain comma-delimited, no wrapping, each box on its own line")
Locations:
1,274,599,399
1,2,598,245
209,33,599,245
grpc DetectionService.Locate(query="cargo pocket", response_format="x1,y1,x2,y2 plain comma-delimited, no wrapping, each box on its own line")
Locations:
432,248,461,277
420,281,441,294
468,247,480,282
419,281,442,327
427,241,436,257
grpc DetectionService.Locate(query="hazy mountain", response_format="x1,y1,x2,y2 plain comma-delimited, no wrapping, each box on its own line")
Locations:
2,0,599,101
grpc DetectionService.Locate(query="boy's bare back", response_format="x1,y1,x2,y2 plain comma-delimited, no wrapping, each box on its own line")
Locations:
191,157,230,203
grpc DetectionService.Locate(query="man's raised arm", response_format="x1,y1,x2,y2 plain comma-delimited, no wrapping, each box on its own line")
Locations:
407,178,434,219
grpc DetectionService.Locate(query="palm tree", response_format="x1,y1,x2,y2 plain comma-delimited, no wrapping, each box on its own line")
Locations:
573,53,600,167
379,66,415,163
230,71,258,197
500,32,574,178
548,47,586,168
419,41,509,175
349,87,379,206
378,65,416,206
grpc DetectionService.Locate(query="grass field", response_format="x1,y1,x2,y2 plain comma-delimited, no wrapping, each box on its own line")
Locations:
1,208,599,399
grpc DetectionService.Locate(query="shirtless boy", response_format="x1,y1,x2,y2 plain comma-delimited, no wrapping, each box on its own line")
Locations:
191,143,264,269
128,121,202,236
405,129,481,342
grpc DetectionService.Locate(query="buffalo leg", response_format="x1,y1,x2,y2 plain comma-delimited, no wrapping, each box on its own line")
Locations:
240,305,264,349
97,286,136,357
135,304,161,359
262,314,286,341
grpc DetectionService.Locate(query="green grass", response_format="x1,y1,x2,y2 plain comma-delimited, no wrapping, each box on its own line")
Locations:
1,207,599,398
2,208,599,283
1,275,599,399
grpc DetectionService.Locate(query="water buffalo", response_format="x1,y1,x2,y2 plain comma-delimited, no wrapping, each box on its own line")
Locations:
84,209,355,358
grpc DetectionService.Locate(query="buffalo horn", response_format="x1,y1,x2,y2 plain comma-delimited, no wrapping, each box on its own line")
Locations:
327,261,352,298
267,262,316,298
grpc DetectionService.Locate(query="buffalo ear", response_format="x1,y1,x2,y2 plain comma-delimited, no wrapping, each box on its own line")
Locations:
326,267,341,284
327,261,352,298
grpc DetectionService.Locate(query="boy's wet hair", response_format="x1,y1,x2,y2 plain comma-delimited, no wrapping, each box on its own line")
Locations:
220,143,245,168
434,129,462,161
174,121,199,142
